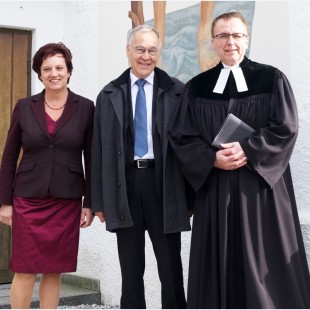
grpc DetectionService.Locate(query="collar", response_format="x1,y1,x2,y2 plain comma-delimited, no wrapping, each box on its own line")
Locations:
110,67,174,91
130,71,154,87
213,60,248,94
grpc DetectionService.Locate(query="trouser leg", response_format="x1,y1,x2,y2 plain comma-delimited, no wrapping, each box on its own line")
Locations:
141,168,186,309
116,224,146,309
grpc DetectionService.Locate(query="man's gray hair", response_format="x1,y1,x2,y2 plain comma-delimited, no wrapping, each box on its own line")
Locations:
127,24,160,45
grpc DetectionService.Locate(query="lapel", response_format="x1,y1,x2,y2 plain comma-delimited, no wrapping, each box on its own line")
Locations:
153,75,160,136
126,82,134,139
31,89,79,140
109,69,130,134
153,68,174,137
54,90,79,136
31,91,50,139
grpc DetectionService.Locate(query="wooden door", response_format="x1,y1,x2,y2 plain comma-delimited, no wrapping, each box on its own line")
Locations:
0,28,31,284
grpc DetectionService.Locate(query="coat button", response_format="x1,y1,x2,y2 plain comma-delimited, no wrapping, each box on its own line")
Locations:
118,151,121,156
120,216,124,221
48,161,53,166
118,182,121,187
49,144,54,149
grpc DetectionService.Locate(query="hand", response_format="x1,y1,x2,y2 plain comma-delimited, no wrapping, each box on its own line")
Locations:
80,208,94,228
0,205,13,227
213,142,247,170
95,211,106,223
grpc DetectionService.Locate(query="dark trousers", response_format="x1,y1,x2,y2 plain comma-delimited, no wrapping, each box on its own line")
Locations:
116,166,186,309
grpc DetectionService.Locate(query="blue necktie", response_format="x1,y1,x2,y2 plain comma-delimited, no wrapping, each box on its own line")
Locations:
134,79,148,157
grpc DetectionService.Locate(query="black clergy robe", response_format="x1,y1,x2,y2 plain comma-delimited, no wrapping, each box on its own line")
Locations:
169,57,310,308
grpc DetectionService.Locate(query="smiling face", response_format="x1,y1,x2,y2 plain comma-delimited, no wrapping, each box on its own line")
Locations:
126,30,160,79
212,17,249,66
40,53,70,92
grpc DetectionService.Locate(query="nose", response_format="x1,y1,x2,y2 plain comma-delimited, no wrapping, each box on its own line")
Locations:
50,67,58,76
227,34,241,44
141,51,151,59
227,35,235,43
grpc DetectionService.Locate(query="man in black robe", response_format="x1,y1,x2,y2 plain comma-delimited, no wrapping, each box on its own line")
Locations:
169,11,310,308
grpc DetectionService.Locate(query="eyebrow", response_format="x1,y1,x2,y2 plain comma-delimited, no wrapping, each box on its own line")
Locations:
133,45,158,50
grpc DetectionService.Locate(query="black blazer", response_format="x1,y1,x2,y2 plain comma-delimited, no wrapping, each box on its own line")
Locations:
0,90,94,208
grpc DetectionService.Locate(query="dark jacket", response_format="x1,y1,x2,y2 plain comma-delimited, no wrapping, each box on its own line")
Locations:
91,67,192,233
0,90,94,208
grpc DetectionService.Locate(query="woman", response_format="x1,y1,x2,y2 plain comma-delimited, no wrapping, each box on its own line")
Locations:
0,42,94,309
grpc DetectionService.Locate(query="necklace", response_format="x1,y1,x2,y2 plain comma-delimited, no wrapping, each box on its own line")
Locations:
44,99,66,110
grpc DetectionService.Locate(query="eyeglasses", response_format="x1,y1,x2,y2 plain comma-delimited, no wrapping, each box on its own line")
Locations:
213,33,248,41
130,45,159,56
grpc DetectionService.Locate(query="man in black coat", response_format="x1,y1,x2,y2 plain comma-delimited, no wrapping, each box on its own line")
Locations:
91,24,192,309
169,11,310,309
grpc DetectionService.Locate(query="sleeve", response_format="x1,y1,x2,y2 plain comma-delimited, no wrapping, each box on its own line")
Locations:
168,83,216,193
90,92,104,213
0,101,22,205
241,70,298,188
82,100,95,208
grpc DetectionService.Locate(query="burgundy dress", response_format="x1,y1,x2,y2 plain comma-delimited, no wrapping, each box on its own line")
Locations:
11,113,82,273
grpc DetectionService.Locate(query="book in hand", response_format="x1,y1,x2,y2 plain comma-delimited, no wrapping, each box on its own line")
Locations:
212,113,256,149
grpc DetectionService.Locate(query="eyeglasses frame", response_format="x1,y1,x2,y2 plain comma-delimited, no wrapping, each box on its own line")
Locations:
213,33,248,41
130,45,159,56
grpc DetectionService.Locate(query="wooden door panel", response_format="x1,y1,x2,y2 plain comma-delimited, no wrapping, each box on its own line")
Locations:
0,32,13,161
12,33,31,105
0,28,31,284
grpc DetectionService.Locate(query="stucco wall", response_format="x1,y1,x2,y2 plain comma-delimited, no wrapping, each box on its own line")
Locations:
0,1,310,308
0,1,98,99
287,0,310,272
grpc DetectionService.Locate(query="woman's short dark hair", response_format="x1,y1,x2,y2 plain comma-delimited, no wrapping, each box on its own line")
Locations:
32,42,73,82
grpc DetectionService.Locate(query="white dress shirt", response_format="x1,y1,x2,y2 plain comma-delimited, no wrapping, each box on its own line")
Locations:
130,71,155,160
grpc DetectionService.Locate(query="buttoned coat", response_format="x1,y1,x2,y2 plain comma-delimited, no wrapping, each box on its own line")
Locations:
91,67,192,233
0,90,94,208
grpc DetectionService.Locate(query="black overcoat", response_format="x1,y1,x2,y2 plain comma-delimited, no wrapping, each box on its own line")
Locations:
91,67,192,233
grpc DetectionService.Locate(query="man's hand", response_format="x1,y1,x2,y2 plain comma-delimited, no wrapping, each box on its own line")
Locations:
95,211,106,223
213,142,247,170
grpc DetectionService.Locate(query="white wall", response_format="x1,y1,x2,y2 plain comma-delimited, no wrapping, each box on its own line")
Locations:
63,1,99,101
0,1,99,100
250,1,291,76
0,1,65,93
1,1,310,308
287,1,310,217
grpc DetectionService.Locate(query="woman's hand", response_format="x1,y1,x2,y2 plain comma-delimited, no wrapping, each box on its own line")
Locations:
213,142,248,170
80,208,94,228
0,205,13,227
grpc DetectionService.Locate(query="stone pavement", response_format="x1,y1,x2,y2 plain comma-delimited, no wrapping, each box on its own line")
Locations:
0,274,102,309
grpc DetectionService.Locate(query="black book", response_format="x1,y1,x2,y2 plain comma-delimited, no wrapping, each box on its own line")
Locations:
212,113,256,149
